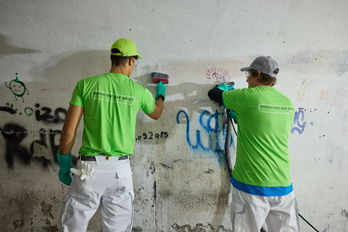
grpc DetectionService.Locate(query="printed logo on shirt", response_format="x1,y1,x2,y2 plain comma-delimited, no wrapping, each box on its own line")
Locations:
91,90,135,105
258,104,294,115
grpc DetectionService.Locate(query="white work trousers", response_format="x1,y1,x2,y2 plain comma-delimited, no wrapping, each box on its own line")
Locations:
230,186,300,232
60,156,134,232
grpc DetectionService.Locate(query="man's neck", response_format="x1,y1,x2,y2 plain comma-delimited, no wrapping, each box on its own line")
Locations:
109,65,130,77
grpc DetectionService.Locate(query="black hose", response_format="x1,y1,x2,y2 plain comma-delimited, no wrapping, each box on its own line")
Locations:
225,109,233,174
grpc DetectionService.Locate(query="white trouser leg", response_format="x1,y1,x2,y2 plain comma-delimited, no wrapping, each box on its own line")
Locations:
230,186,300,232
60,157,134,232
265,191,300,232
100,174,134,232
230,186,268,231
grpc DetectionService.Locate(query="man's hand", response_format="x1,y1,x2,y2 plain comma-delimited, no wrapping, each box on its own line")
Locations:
155,81,166,101
57,150,74,186
217,83,234,91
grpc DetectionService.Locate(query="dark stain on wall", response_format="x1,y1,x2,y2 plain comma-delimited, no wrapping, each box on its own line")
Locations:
171,223,231,232
41,201,54,219
13,220,24,229
132,226,144,231
41,218,59,232
341,209,348,219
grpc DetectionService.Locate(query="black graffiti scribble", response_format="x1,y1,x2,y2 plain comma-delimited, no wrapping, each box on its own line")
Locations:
0,106,16,114
35,104,67,125
0,123,31,168
0,123,63,169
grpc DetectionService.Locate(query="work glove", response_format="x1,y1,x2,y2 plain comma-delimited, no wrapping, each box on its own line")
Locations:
57,150,74,186
217,83,234,91
217,83,237,123
228,109,237,123
70,161,94,181
155,81,166,101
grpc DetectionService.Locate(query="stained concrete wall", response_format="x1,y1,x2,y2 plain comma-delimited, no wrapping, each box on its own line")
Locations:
1,0,348,231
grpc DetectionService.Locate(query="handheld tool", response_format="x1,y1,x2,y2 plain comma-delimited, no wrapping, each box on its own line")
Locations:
152,72,169,84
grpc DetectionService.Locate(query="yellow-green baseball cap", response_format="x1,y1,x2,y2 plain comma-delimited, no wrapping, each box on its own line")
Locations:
110,38,143,58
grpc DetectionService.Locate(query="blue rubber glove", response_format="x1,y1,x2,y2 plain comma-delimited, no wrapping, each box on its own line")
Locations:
217,83,234,91
57,150,74,186
155,81,166,101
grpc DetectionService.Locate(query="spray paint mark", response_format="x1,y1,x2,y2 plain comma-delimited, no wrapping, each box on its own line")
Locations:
291,109,307,135
5,73,30,102
176,109,233,163
206,67,231,82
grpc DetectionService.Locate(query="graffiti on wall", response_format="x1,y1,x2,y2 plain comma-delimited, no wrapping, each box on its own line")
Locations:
206,67,231,82
5,73,30,103
176,109,233,163
0,103,66,169
176,108,310,161
291,108,309,135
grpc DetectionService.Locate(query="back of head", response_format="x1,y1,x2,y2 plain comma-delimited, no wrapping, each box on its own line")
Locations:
241,56,279,86
110,38,142,66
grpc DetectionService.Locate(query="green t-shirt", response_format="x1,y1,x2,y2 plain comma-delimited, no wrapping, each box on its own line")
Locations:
69,73,155,156
223,86,294,187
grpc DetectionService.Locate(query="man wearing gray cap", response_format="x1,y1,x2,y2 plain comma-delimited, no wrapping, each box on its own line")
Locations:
208,56,300,231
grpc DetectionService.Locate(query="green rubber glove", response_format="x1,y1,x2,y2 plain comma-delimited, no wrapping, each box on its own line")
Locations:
155,81,166,101
229,110,237,123
217,83,234,91
57,150,74,186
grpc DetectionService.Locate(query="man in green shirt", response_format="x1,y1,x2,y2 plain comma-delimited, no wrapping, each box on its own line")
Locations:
57,38,165,232
208,56,300,231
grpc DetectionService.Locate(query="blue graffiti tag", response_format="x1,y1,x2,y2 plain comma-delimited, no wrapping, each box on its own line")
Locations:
176,109,233,163
291,109,307,134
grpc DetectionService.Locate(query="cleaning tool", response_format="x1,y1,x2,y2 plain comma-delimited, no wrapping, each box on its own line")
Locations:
152,72,169,84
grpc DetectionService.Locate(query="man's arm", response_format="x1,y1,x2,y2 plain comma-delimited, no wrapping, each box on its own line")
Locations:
146,96,163,120
59,104,84,155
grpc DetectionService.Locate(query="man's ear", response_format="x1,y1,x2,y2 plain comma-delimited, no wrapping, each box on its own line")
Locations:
255,71,261,81
127,57,133,67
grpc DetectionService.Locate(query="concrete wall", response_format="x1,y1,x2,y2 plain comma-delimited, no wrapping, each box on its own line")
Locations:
1,0,348,231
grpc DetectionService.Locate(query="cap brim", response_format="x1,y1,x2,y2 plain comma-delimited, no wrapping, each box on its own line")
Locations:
240,67,251,71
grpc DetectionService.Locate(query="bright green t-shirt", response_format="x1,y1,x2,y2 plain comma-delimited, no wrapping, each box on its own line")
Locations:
223,86,294,187
69,73,155,156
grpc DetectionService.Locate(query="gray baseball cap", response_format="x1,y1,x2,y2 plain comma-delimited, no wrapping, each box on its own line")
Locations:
240,56,279,77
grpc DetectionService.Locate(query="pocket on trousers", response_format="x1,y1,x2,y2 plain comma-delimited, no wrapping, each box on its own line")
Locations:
232,203,246,232
70,174,96,198
116,168,132,179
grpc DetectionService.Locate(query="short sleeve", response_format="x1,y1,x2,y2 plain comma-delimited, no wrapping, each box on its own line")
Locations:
222,89,246,113
69,80,84,107
141,87,155,114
